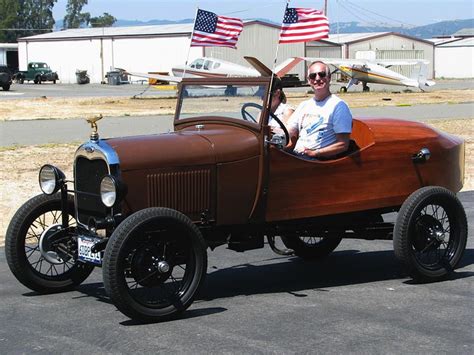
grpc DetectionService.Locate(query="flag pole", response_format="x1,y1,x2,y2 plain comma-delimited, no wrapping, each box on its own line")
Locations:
183,7,199,79
267,0,290,108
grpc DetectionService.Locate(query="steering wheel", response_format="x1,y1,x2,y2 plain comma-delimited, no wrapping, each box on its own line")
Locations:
240,103,289,146
240,102,261,123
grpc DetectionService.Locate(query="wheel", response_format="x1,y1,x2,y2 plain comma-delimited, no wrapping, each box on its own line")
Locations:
53,80,56,84
281,233,342,260
5,194,95,293
362,85,370,92
19,77,24,84
103,207,208,322
339,86,347,93
393,186,468,282
241,102,261,123
2,84,10,91
224,86,237,96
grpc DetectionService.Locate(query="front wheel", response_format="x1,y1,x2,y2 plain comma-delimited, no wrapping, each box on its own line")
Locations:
393,186,468,282
5,194,94,293
103,208,208,322
2,84,10,91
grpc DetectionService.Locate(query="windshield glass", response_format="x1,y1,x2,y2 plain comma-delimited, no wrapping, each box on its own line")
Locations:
177,84,267,125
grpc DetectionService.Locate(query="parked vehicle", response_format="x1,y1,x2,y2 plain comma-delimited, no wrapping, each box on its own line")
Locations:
75,69,90,84
0,65,13,91
14,62,59,84
5,66,467,323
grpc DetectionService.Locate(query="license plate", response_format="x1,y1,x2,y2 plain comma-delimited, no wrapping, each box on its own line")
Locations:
78,235,102,265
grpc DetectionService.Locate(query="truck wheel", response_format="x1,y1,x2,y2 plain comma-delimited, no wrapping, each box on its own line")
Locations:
19,78,24,84
5,194,95,293
393,186,467,282
281,234,342,259
2,84,10,91
103,207,207,322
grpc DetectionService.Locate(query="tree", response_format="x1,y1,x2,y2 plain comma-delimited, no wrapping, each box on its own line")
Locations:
63,0,90,29
90,12,116,27
0,0,19,42
14,0,57,39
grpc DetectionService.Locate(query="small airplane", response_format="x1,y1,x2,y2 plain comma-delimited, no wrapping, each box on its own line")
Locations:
302,57,436,92
127,56,303,90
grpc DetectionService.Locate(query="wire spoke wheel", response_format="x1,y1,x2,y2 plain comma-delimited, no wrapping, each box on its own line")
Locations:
5,194,94,293
394,186,467,282
281,233,342,259
103,208,207,322
122,229,196,309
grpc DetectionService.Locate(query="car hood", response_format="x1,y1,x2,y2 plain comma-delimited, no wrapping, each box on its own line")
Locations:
106,124,260,171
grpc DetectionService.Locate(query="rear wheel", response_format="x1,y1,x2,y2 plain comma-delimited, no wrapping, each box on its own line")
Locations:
5,194,94,293
103,207,207,322
2,84,10,91
281,233,342,260
393,186,468,282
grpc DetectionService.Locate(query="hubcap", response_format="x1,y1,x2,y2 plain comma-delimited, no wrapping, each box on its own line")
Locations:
38,224,65,264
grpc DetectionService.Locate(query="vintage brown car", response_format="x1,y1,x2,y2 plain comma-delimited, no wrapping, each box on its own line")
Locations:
5,73,468,323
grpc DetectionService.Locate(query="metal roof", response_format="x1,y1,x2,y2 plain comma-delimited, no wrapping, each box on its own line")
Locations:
437,37,474,47
18,20,279,42
326,32,389,44
19,23,195,41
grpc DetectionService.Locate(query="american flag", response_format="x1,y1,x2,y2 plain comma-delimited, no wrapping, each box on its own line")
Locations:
279,7,329,44
191,9,244,48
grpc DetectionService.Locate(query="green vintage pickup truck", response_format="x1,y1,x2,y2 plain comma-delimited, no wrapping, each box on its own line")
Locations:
15,62,59,84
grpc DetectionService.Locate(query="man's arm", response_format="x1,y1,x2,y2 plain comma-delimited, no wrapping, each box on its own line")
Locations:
303,133,350,158
284,126,299,151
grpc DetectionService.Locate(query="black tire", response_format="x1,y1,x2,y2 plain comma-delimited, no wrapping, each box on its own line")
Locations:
103,207,208,322
281,234,342,260
393,186,468,282
2,84,10,91
19,77,24,84
5,194,94,293
339,86,347,93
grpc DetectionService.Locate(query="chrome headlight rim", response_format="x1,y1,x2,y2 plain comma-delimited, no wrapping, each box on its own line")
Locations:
38,164,65,195
100,175,118,208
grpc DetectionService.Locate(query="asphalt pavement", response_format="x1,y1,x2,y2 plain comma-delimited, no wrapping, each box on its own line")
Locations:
0,191,472,353
1,103,473,146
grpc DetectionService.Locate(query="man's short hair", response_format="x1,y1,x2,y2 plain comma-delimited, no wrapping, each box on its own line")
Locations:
309,61,331,78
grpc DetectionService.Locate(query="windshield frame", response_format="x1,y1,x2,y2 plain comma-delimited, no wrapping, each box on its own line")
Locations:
174,77,271,132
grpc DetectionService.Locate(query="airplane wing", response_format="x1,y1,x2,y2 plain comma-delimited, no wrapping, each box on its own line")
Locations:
375,59,430,67
126,71,182,83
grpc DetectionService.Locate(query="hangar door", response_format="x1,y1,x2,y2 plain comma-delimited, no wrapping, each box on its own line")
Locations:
375,49,425,78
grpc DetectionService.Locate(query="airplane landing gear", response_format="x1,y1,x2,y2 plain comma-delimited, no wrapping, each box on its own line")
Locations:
339,86,347,93
362,82,370,92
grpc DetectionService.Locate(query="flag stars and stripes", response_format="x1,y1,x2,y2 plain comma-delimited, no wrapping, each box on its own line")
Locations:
279,7,330,44
191,9,244,48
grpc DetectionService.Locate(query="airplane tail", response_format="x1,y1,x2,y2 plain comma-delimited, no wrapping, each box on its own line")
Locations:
412,61,435,89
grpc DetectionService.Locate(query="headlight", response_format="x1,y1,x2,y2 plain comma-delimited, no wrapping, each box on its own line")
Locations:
100,175,117,207
39,165,65,195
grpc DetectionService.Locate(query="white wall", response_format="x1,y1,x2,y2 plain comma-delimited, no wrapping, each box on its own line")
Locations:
435,47,474,78
18,36,203,83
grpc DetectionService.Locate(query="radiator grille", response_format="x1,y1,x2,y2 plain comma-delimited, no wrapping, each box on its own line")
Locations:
147,169,211,214
75,157,108,224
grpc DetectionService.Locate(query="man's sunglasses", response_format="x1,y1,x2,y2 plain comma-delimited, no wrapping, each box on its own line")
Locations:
308,71,327,80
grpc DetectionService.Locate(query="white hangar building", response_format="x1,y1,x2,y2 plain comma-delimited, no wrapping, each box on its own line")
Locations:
18,23,435,83
307,32,435,79
17,21,304,84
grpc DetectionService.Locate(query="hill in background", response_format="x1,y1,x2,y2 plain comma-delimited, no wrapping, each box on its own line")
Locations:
54,18,473,39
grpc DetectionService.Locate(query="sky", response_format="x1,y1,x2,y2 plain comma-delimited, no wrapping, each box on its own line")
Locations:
52,0,474,27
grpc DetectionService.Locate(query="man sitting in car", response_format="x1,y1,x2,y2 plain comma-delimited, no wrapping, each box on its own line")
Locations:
285,61,353,159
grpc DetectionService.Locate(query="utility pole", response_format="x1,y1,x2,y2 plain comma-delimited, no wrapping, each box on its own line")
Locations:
324,0,328,15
